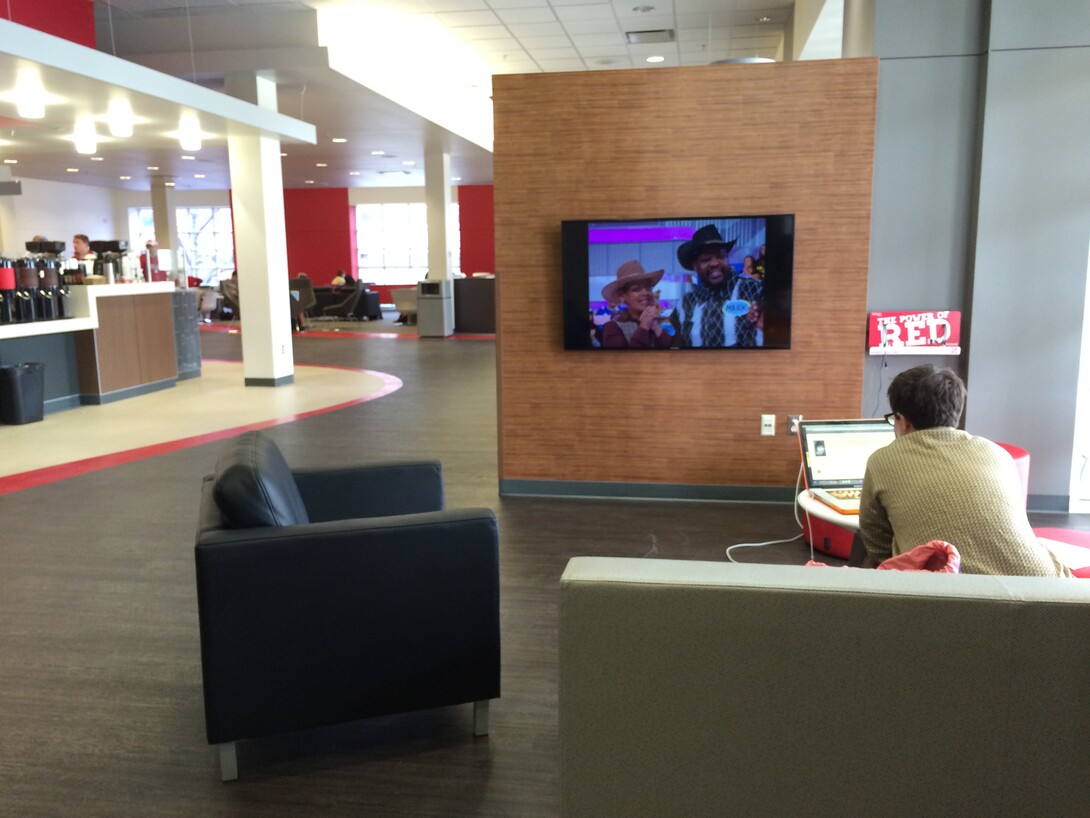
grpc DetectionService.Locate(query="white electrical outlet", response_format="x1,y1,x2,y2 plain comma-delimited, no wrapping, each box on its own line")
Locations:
760,414,775,436
788,414,802,435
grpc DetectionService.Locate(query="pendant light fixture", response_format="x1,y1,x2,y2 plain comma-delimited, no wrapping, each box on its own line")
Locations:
107,98,134,138
178,112,202,151
73,115,98,155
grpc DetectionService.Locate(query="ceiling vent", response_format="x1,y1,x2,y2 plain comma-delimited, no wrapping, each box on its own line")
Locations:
625,29,675,45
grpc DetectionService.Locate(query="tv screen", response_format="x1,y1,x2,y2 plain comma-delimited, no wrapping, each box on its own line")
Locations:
561,215,794,350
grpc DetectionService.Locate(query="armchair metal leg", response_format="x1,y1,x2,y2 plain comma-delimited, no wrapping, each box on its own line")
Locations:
218,742,238,782
473,699,490,737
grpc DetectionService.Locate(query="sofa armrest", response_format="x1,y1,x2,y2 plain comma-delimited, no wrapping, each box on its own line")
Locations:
195,507,500,745
291,461,444,521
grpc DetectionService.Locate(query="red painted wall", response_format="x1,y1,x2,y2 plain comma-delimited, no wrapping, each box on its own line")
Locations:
2,0,95,47
458,185,495,274
283,188,355,287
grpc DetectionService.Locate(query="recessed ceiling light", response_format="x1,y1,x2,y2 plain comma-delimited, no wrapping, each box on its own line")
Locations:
348,171,360,176
181,155,196,160
194,174,206,178
305,180,315,184
165,181,175,187
66,168,79,172
119,175,131,180
646,55,665,63
402,160,416,167
90,156,104,161
147,165,159,170
3,159,17,164
370,150,385,156
757,15,772,23
452,177,462,182
331,137,347,143
316,163,327,167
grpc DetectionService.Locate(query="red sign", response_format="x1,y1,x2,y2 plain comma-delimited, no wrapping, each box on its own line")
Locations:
867,310,961,354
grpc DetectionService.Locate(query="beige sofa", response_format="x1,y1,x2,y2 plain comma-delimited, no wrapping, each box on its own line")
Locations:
559,558,1090,817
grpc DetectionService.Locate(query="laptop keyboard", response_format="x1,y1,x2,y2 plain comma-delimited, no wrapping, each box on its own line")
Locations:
826,489,861,500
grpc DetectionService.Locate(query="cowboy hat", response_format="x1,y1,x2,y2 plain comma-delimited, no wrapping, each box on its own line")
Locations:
601,260,665,306
676,224,738,270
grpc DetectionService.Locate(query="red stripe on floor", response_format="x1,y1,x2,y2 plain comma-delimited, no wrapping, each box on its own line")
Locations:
0,367,401,495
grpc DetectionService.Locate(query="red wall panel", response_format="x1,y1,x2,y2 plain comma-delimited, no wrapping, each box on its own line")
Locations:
458,185,495,274
282,188,354,287
3,0,95,48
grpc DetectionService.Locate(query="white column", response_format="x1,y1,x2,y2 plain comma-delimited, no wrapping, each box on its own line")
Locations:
149,176,178,271
225,71,294,386
425,143,453,280
842,0,875,58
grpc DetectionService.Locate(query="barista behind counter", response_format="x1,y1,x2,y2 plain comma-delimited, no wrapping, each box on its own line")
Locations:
72,234,97,261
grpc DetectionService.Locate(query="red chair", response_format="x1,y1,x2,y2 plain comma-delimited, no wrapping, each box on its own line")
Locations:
996,442,1030,507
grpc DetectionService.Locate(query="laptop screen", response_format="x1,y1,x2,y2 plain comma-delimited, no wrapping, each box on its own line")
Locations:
798,419,896,490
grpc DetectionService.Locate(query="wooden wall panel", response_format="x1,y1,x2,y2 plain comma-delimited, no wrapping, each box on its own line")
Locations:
494,59,879,487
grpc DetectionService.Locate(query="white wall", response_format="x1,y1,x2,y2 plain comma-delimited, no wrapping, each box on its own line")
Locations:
0,176,116,258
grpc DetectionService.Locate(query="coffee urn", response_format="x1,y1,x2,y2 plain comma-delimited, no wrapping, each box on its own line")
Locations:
0,258,15,324
37,260,62,320
14,259,39,322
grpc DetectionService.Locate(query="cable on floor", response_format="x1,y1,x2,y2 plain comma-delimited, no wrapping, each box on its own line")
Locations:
725,463,812,563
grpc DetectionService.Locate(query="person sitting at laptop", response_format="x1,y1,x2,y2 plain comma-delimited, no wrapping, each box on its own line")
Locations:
857,364,1071,576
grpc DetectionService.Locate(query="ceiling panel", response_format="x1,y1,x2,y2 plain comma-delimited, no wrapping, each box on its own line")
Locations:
2,0,796,191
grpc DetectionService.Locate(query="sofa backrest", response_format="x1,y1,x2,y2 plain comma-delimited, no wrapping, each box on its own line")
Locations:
559,557,1090,817
212,431,309,528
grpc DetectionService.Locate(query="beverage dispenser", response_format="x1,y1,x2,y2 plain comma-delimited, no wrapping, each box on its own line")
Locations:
14,259,39,322
0,258,14,324
37,260,62,320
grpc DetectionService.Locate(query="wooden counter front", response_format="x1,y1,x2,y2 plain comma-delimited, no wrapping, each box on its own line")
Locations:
75,290,178,402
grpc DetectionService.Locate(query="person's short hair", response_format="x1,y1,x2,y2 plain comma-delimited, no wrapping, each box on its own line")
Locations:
887,364,966,430
73,233,89,244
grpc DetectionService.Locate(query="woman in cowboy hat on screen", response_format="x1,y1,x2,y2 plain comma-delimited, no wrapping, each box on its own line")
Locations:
600,259,676,348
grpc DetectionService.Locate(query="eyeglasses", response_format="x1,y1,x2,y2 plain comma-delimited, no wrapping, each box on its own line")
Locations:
883,412,898,426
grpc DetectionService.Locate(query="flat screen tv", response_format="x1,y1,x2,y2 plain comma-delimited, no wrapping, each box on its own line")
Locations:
561,215,794,350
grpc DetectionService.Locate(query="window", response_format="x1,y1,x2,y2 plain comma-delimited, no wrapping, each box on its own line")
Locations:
128,206,235,285
355,203,460,285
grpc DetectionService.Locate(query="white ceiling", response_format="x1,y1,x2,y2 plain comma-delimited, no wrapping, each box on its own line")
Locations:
0,0,798,192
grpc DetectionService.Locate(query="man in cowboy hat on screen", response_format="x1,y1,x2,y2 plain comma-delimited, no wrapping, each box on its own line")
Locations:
675,224,761,348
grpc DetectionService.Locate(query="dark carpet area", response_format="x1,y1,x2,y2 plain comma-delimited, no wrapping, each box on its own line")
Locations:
1,331,1085,816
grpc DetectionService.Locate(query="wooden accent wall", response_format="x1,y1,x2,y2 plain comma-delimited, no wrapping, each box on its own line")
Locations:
494,59,879,488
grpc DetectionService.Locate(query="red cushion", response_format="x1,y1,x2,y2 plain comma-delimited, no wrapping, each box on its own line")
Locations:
1033,528,1090,578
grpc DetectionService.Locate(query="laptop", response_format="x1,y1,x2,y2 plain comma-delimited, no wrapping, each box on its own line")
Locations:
797,419,896,514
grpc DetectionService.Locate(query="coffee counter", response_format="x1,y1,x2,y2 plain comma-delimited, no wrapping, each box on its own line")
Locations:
0,282,180,408
0,281,175,341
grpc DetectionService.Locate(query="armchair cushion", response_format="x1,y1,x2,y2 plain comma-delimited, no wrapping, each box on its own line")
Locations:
292,461,444,522
212,431,310,528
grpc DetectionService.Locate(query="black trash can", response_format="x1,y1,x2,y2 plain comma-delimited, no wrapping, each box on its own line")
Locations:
0,362,45,424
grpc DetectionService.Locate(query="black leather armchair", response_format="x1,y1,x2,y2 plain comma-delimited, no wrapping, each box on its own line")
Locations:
195,431,500,780
321,284,363,319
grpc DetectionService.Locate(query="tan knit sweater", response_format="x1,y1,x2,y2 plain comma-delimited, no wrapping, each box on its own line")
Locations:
859,427,1071,577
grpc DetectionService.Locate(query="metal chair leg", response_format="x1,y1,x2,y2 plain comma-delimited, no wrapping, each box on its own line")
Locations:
473,699,490,737
218,742,238,781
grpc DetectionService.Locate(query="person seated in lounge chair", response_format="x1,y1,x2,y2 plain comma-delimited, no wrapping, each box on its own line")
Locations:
857,365,1071,577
